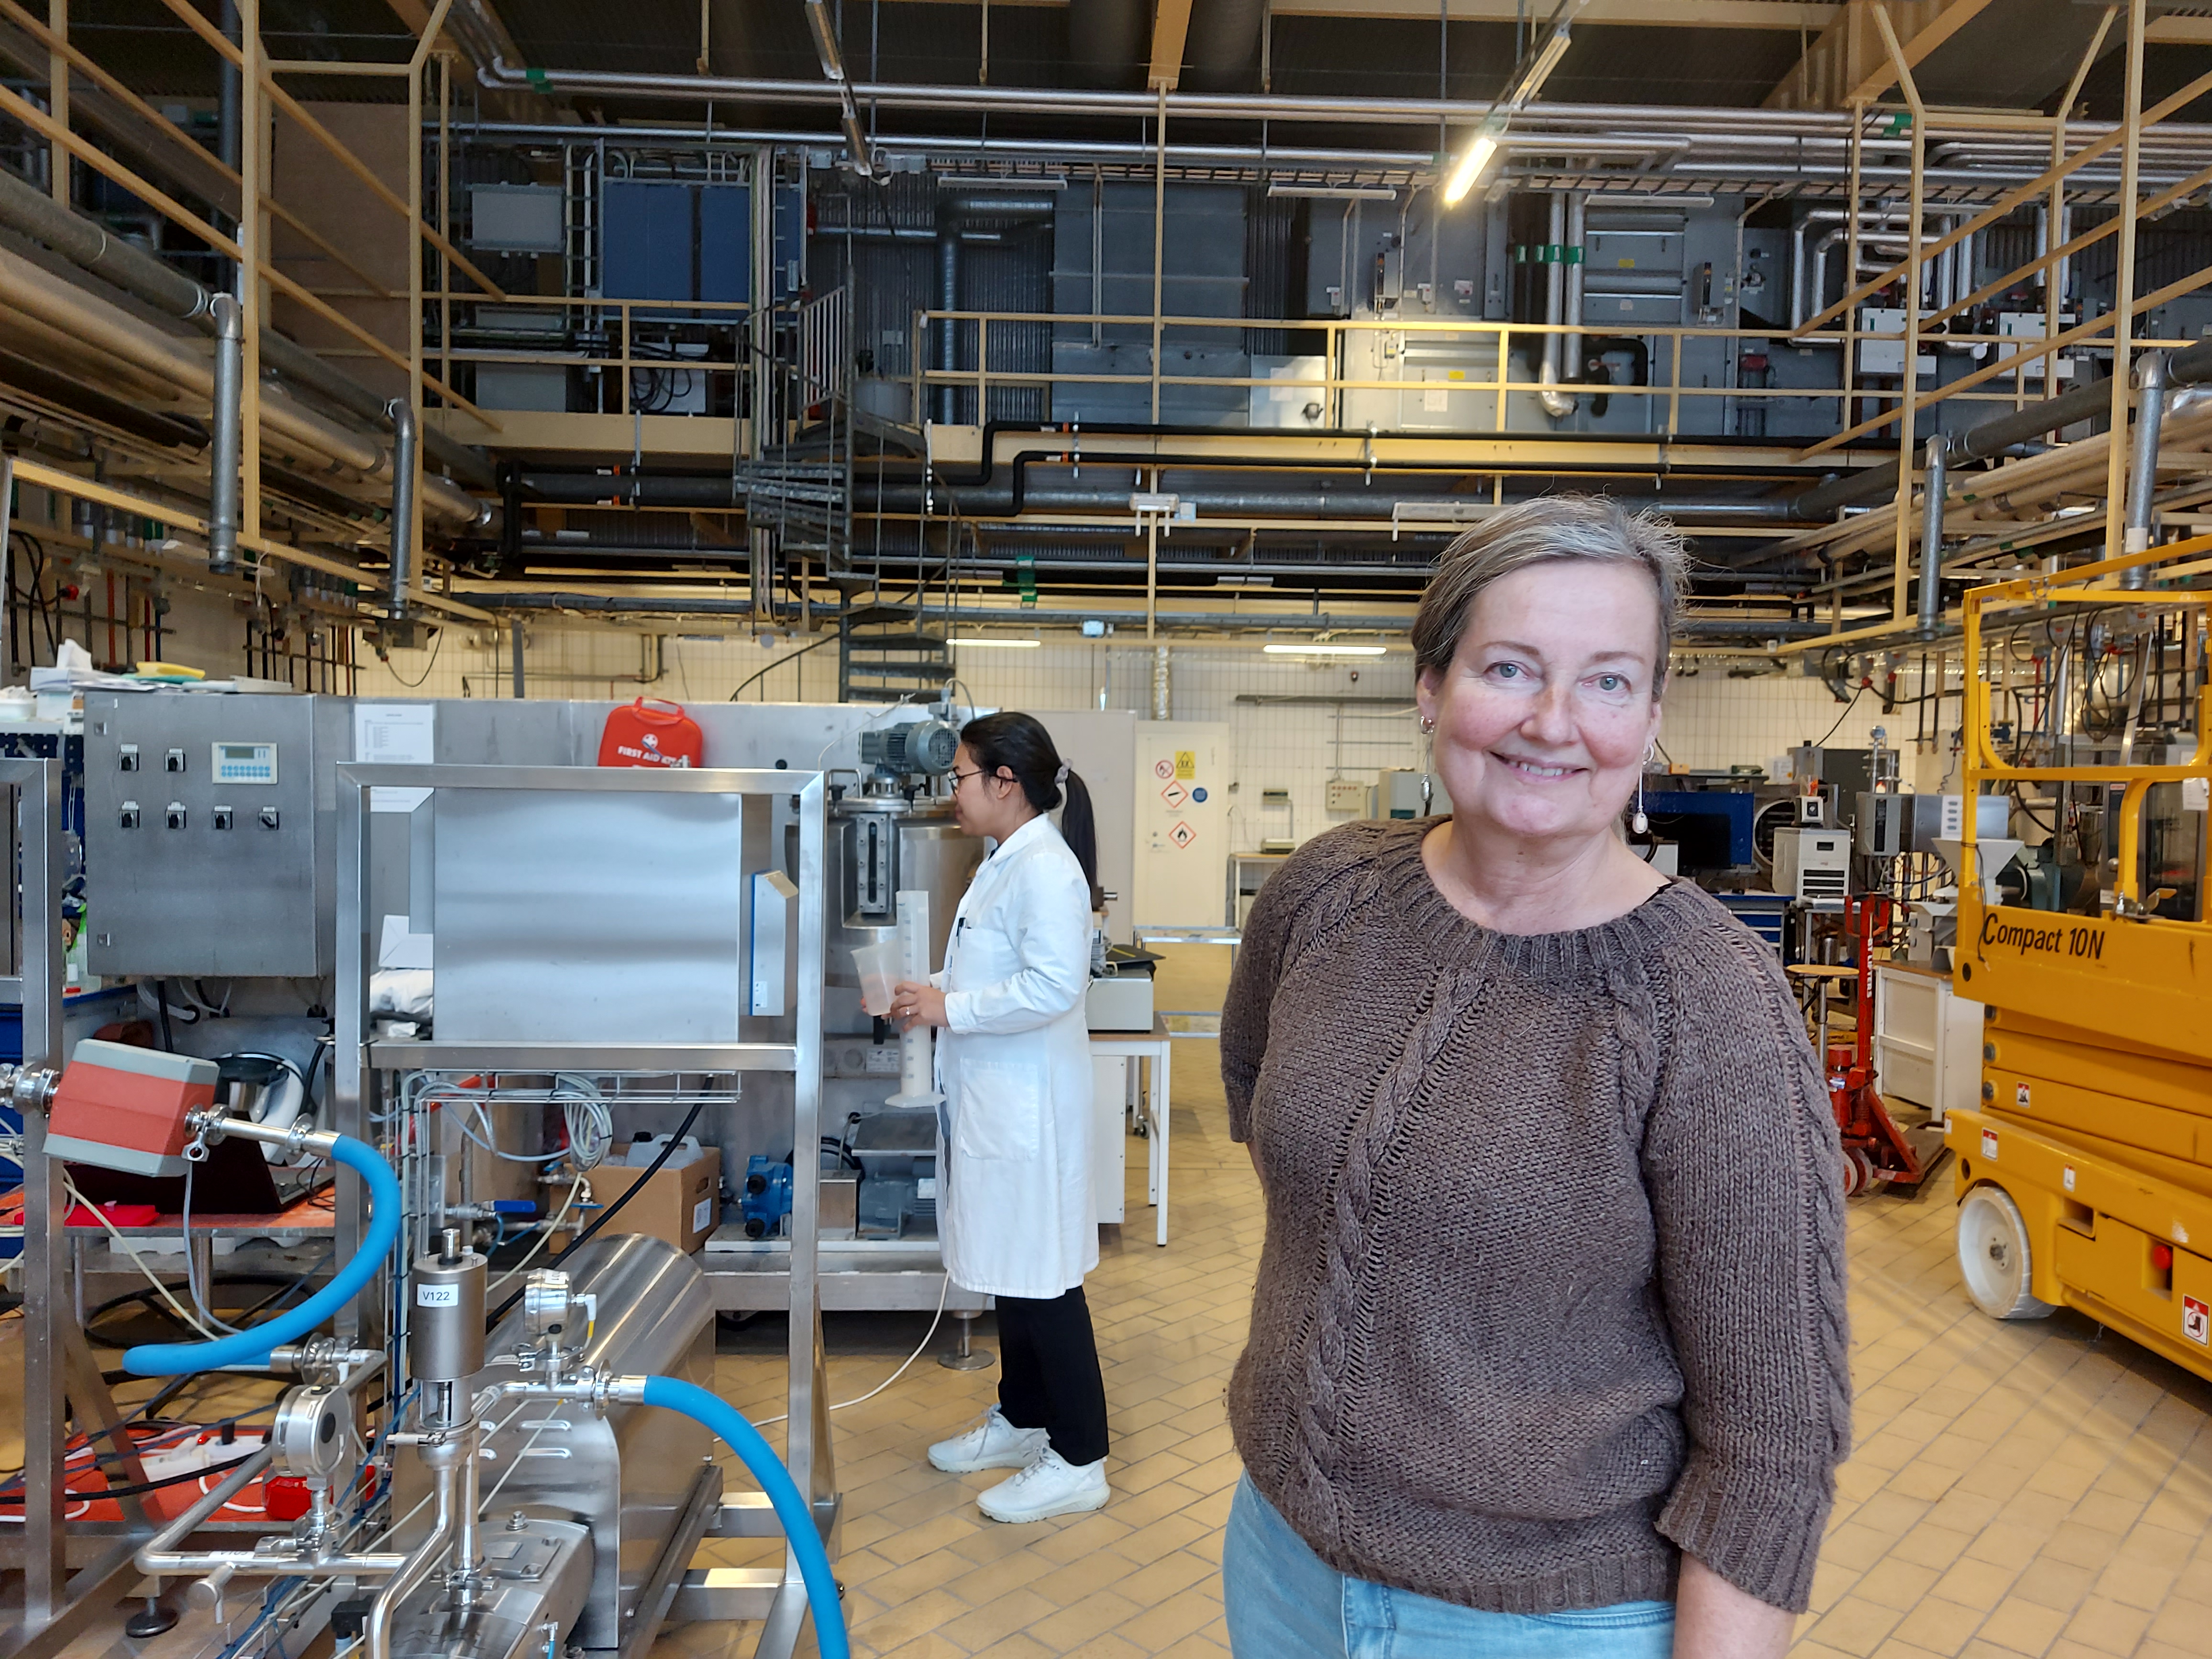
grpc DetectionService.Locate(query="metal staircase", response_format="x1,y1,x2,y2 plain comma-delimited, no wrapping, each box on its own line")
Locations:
746,287,952,702
837,600,953,701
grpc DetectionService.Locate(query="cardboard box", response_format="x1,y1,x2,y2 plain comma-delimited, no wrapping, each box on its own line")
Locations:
564,1148,722,1254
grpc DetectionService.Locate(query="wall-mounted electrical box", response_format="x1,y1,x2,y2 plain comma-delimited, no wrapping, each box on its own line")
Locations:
85,694,350,977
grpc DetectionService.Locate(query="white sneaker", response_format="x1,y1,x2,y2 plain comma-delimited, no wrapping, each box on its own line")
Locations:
976,1448,1110,1523
927,1407,1049,1474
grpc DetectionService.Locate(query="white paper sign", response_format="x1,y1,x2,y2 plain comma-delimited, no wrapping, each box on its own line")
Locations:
355,703,437,812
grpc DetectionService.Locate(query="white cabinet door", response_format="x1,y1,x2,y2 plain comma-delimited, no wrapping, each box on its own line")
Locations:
1091,1055,1128,1224
1132,722,1231,927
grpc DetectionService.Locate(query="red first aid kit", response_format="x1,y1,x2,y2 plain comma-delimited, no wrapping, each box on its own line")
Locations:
598,698,704,769
45,1039,219,1178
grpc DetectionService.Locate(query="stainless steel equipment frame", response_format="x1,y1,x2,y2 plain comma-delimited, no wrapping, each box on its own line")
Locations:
0,759,149,1659
336,763,838,1659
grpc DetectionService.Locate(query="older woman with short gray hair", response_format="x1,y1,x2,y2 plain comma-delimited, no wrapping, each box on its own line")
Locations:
1219,495,1849,1659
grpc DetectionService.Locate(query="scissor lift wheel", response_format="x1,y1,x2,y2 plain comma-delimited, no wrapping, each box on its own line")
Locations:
1957,1185,2057,1321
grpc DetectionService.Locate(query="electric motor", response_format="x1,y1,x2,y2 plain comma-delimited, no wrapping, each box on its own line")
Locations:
859,718,960,778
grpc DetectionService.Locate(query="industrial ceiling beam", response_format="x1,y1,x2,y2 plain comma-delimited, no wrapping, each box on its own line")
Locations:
1845,0,1989,107
1767,0,1997,111
1148,0,1197,90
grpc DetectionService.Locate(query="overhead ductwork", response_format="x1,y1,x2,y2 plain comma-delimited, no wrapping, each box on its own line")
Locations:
1181,0,1267,94
1066,0,1149,91
0,166,494,492
0,243,487,530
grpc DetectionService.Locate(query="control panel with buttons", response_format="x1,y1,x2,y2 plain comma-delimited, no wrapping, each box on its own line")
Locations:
85,695,343,977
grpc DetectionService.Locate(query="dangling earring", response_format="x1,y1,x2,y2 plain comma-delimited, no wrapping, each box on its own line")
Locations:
1632,741,1653,835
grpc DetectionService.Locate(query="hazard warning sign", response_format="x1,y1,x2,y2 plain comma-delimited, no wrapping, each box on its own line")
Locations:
1169,820,1197,849
1154,759,1176,781
1161,782,1189,809
2188,1296,2210,1347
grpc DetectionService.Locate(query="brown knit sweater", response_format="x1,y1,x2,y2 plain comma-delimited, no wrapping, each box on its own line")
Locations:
1222,819,1849,1615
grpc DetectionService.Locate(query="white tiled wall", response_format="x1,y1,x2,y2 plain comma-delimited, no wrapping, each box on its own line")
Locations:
352,625,1959,853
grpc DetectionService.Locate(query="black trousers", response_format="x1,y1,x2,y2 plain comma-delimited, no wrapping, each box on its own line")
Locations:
995,1285,1110,1468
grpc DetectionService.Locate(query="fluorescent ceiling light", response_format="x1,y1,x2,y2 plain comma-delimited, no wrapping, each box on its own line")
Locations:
1441,134,1499,208
1443,0,1583,209
1269,183,1399,201
944,173,1068,190
1262,642,1387,657
948,637,1041,648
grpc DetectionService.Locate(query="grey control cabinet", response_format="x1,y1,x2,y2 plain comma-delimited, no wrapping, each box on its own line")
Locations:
84,692,351,977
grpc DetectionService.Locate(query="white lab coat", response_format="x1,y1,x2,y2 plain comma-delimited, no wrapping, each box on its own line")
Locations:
933,813,1098,1300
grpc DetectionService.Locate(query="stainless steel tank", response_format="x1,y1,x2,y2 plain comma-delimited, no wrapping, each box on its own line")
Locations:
825,787,984,1030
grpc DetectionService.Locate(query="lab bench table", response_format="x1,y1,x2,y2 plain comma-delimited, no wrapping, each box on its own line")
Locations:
1091,1017,1174,1247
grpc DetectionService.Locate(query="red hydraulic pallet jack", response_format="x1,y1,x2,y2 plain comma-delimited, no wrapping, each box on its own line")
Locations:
1828,895,1949,1196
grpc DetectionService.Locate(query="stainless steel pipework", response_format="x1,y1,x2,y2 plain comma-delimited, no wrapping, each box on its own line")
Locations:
206,292,243,576
2124,350,2172,587
1919,436,1948,637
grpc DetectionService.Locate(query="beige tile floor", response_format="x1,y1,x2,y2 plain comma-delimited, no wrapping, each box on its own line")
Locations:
21,945,2212,1659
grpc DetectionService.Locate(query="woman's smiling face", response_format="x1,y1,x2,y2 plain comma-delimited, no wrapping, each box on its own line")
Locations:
1416,559,1665,848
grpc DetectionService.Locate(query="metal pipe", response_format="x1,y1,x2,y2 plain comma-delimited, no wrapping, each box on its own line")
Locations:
0,246,486,526
522,466,1811,521
1151,643,1170,719
1918,435,1947,635
935,227,960,425
1563,190,1586,390
2123,348,2170,585
1790,221,1807,331
1789,373,2119,519
365,1445,458,1659
207,292,242,575
216,0,241,178
474,60,2212,151
387,398,419,631
1810,229,1844,330
0,165,209,320
470,591,1836,639
1538,192,1575,419
0,169,491,490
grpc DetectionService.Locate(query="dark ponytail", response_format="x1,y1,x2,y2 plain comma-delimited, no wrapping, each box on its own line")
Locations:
959,711,1101,906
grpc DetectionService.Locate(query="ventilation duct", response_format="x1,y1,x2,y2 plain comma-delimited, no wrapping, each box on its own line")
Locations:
1181,0,1266,94
1066,0,1148,91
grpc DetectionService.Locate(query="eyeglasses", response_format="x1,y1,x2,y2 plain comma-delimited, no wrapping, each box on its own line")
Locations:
950,767,994,789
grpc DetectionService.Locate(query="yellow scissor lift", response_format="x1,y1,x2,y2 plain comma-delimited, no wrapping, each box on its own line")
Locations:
1948,534,2212,1379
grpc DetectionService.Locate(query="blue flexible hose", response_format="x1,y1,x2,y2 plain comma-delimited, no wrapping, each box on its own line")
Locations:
123,1135,401,1376
636,1375,850,1659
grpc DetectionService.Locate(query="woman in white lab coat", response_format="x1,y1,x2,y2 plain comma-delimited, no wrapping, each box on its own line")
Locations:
888,711,1110,1523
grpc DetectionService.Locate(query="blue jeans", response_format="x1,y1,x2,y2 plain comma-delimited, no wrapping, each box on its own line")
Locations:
1223,1474,1676,1659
